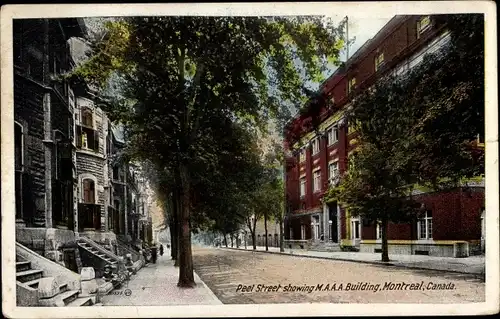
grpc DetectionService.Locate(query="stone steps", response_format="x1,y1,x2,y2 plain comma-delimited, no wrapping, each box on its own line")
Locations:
16,261,31,272
16,253,93,307
39,289,79,307
65,296,93,307
77,241,118,265
309,242,342,252
16,269,44,283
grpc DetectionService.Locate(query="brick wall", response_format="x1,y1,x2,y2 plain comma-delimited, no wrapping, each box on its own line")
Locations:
285,16,449,212
359,188,484,241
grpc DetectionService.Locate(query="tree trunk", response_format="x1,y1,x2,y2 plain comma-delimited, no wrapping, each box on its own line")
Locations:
172,190,181,267
381,218,390,262
253,218,257,250
223,234,228,247
177,164,195,288
279,215,284,252
169,220,176,260
251,231,256,250
264,213,269,251
230,234,234,247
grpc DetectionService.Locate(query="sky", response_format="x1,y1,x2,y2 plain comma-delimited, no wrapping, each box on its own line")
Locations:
341,16,393,62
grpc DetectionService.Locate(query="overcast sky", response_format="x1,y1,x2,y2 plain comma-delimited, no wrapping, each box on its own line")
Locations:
341,16,393,61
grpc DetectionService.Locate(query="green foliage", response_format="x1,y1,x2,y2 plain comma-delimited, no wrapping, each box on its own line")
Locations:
67,16,345,282
69,15,344,226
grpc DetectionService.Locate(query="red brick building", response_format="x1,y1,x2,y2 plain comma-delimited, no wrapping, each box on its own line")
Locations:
283,15,485,257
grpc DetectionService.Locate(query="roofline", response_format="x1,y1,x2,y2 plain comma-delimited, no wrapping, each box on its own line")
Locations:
285,15,410,132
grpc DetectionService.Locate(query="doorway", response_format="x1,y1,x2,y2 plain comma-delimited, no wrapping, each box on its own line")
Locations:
328,203,338,243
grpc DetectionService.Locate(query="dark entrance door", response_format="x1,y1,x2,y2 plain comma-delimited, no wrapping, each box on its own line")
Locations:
328,203,338,243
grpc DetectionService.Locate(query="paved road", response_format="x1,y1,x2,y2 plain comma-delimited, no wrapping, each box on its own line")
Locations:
192,246,484,304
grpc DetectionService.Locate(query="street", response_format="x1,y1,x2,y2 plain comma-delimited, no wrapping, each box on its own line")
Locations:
192,246,485,304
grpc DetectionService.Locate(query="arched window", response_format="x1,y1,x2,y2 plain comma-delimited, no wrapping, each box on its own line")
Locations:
82,178,95,203
81,107,93,127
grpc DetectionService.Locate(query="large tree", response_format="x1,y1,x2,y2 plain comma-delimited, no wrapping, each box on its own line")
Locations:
325,14,484,262
70,16,345,287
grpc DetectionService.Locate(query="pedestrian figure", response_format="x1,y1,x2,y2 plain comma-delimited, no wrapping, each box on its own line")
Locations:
159,244,164,256
151,245,158,264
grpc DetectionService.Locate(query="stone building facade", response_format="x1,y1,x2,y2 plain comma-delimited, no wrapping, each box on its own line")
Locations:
14,18,154,275
14,18,88,271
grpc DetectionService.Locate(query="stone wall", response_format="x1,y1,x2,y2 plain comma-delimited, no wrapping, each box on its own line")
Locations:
14,75,47,227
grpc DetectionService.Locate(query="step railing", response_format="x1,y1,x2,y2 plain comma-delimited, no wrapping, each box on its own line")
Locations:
78,236,122,262
115,238,142,262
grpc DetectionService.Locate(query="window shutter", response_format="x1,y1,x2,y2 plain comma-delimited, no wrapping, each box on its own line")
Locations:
76,126,82,148
94,130,99,152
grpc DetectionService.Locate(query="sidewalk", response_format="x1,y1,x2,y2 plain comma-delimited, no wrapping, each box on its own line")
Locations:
100,251,222,306
223,245,485,276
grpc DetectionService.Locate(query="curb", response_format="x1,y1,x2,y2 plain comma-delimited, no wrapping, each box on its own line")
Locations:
221,247,485,279
193,270,224,305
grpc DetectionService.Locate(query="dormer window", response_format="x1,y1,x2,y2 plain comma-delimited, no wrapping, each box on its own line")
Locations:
417,16,431,38
375,52,385,71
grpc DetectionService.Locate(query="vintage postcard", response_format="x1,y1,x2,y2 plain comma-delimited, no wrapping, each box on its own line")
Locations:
1,1,498,318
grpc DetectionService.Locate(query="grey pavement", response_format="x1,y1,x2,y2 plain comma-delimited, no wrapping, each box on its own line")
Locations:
222,245,485,276
100,250,222,306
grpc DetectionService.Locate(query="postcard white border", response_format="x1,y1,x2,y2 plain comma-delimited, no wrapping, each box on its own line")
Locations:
1,1,498,317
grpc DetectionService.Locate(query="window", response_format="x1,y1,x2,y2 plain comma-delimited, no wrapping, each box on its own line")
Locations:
313,216,320,240
376,222,382,239
113,166,119,180
418,210,433,240
348,77,356,93
351,217,360,239
300,177,306,198
81,108,93,128
311,138,320,155
417,15,431,38
313,170,321,193
375,52,385,71
328,162,339,181
15,122,24,172
327,125,339,145
81,132,88,149
82,179,95,204
299,148,306,163
301,224,306,240
76,125,99,152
